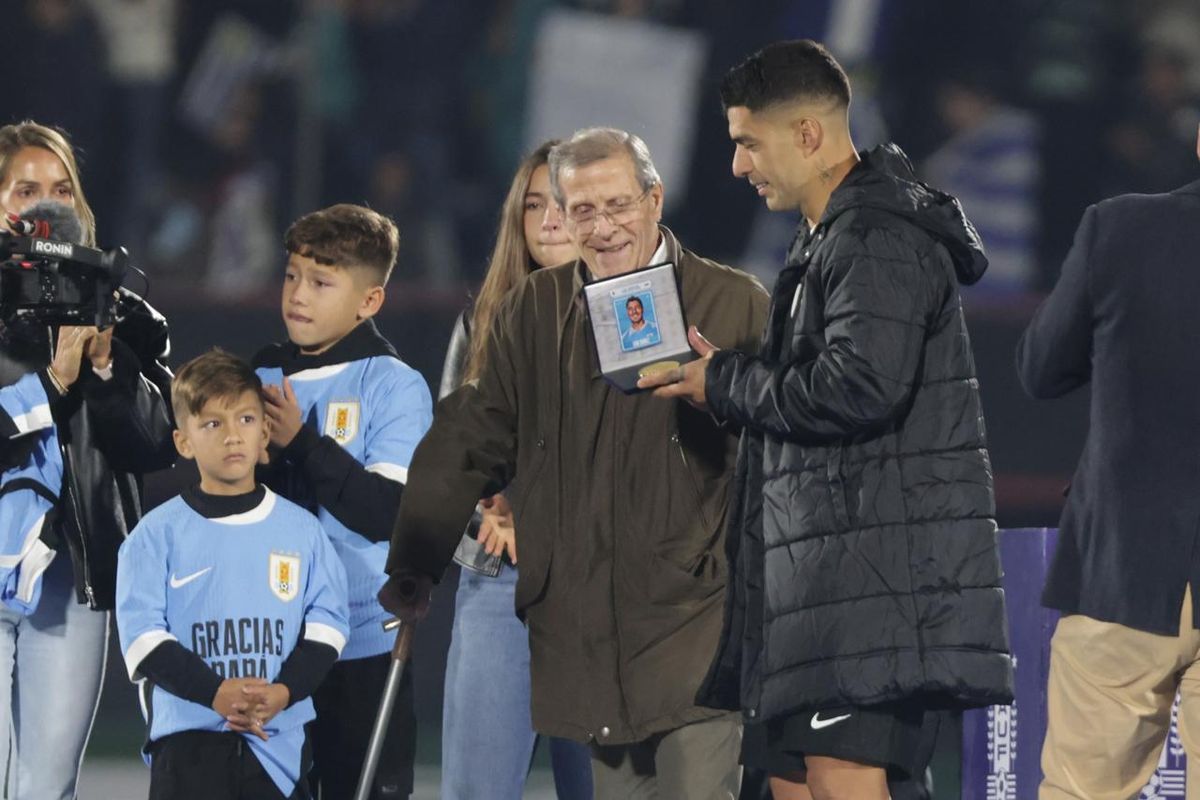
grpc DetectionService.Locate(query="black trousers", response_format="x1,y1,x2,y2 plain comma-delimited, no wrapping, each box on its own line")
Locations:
308,652,416,799
149,730,311,800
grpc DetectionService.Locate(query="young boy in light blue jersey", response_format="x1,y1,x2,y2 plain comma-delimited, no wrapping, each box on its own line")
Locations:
253,204,432,799
116,350,349,800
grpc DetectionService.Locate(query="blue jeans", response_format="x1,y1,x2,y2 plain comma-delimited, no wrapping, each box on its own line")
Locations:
442,564,592,799
0,553,108,799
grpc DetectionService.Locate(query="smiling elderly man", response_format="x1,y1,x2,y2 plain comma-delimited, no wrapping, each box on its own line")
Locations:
380,128,768,799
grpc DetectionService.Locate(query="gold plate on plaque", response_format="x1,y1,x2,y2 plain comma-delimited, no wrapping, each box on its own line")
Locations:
638,360,681,379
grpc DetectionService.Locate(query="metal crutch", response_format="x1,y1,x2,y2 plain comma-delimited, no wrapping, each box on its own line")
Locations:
352,616,415,800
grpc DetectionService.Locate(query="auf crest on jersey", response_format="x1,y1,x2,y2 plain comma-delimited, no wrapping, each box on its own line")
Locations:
269,551,302,602
324,400,361,445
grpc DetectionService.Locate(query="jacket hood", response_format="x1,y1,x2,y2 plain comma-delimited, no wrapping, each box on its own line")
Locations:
821,143,989,286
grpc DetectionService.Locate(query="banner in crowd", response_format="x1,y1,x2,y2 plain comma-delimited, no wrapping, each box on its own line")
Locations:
524,9,706,212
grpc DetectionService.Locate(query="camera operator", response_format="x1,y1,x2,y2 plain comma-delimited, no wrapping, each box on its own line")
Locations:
0,120,175,799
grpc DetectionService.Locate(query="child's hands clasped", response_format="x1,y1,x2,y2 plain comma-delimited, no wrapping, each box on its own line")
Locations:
263,377,303,448
213,678,290,741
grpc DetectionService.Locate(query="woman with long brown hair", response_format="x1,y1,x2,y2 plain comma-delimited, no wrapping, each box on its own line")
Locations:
439,141,593,798
0,120,175,798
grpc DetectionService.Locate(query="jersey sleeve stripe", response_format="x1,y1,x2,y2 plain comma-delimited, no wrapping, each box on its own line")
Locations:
8,404,52,436
365,462,408,484
124,629,178,681
0,511,50,568
14,538,54,604
304,622,347,656
0,373,52,436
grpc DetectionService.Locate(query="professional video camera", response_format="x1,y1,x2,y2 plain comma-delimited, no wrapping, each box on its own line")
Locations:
0,201,128,328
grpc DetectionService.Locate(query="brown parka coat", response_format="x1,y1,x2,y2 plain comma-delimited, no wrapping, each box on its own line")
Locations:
387,227,768,743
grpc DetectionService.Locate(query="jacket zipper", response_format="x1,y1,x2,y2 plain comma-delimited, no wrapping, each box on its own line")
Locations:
672,433,712,535
59,441,96,607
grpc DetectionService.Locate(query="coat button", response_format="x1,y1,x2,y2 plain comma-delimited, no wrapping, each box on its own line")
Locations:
536,438,545,449
669,433,679,443
746,708,757,719
600,726,611,738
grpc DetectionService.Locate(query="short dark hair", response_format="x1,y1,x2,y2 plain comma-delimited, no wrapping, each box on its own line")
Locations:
284,204,400,285
626,296,643,310
172,349,263,424
720,40,851,114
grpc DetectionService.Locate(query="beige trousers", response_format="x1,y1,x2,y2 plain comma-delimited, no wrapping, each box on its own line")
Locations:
1041,587,1200,799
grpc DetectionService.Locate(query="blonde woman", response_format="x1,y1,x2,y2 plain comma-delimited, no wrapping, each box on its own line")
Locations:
0,120,175,798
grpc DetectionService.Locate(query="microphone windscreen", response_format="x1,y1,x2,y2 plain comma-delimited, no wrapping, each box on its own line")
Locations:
20,201,84,245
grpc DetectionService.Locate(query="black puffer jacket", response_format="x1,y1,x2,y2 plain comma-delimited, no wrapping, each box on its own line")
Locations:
697,145,1013,720
0,291,175,609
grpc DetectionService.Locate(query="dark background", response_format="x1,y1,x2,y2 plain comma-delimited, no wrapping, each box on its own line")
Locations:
4,0,1195,789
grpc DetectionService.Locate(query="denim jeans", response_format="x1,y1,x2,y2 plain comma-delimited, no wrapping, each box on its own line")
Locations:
0,553,109,799
441,564,592,799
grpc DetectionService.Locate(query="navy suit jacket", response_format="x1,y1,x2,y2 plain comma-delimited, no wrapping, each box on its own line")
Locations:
1018,177,1200,634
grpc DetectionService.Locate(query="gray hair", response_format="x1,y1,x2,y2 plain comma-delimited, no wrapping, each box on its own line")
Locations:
547,127,662,208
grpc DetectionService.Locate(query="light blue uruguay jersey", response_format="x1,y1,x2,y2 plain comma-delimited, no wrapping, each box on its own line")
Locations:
256,324,432,658
116,488,349,797
0,371,61,615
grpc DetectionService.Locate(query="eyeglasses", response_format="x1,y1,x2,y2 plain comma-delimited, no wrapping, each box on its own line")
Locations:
564,188,653,235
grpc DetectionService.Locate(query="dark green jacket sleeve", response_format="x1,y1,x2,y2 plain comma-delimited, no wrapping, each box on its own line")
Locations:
385,287,526,580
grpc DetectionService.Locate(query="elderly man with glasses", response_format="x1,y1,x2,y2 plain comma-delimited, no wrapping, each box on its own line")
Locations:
381,127,769,799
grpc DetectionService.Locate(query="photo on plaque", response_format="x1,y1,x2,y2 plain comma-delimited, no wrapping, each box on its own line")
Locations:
583,262,694,393
614,291,662,352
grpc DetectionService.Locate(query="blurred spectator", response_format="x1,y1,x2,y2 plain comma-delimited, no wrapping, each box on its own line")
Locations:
1138,0,1200,91
0,0,1192,306
177,13,282,147
1021,0,1124,284
1102,48,1200,196
204,84,278,298
345,0,469,284
469,0,563,191
924,76,1041,292
5,0,106,178
365,150,454,286
84,0,178,260
524,6,707,210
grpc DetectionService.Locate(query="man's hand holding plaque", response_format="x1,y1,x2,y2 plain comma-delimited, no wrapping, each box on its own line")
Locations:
637,326,718,411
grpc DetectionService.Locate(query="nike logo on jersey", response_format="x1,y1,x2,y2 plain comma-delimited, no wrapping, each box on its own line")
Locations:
810,711,852,730
170,567,213,589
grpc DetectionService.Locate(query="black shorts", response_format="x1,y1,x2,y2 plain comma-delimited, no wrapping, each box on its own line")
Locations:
742,701,935,779
149,730,311,800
